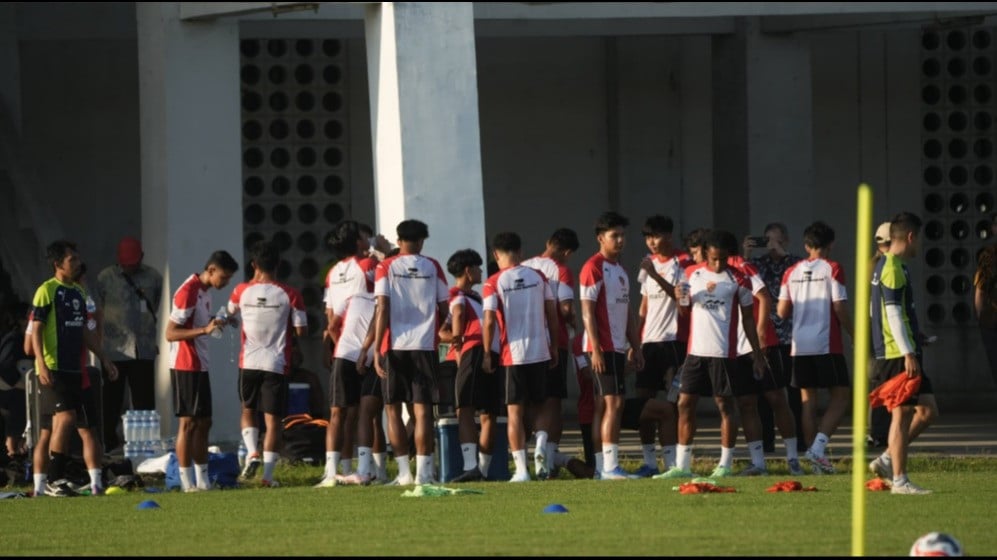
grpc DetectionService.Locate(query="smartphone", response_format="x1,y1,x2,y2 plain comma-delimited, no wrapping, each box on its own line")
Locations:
748,236,768,247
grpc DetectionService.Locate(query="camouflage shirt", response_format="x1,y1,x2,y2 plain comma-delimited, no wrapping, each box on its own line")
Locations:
94,264,163,361
749,252,803,346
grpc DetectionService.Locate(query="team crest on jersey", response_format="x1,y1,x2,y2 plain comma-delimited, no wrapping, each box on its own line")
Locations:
256,297,267,305
618,276,625,286
73,299,80,311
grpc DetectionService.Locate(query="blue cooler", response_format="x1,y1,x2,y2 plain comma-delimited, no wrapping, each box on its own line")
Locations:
486,416,510,481
435,417,462,482
287,383,310,416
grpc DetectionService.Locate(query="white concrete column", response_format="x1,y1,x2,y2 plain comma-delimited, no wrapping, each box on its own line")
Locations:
364,2,487,265
137,3,244,443
0,2,20,132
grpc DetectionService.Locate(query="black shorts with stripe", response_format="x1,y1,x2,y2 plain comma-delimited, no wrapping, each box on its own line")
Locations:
791,354,850,389
171,369,212,418
239,369,288,416
38,384,98,430
636,341,686,393
590,351,628,396
455,346,499,414
328,358,361,408
680,355,754,398
382,350,438,405
499,361,548,405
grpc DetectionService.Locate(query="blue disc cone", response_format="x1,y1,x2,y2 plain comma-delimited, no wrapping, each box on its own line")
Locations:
136,500,161,510
543,503,568,514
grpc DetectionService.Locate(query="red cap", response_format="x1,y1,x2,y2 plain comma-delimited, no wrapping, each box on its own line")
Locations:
117,237,143,266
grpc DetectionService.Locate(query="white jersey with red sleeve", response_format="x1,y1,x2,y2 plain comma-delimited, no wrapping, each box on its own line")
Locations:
228,281,308,374
730,257,781,356
323,256,377,313
685,264,754,359
325,256,377,364
778,257,848,356
639,254,688,344
168,274,212,372
374,253,449,352
482,265,554,366
578,253,631,353
521,255,574,349
444,287,499,361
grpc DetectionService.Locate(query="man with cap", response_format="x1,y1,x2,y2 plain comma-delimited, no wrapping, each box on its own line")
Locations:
94,236,163,452
867,221,894,447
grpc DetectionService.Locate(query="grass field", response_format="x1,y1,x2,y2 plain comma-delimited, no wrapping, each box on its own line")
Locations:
3,456,994,556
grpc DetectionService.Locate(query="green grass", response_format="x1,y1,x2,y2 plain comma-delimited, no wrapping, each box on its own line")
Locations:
3,456,995,556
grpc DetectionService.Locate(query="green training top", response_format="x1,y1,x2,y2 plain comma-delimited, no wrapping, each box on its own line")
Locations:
31,277,88,372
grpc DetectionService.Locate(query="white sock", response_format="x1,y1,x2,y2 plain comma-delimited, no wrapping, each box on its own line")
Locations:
512,449,528,475
374,452,388,479
811,432,830,457
33,473,47,495
594,452,604,474
719,446,735,469
676,444,692,471
88,468,102,490
461,443,478,470
339,458,352,475
748,440,766,469
415,454,433,482
195,463,210,489
602,443,619,472
395,455,411,480
783,437,799,460
534,430,549,459
242,427,260,456
357,447,373,477
893,473,909,486
552,451,571,467
641,443,657,468
262,451,279,482
478,452,491,476
662,445,677,469
327,452,339,478
179,467,194,491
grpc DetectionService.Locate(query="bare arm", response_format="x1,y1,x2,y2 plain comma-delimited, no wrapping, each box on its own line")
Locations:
165,318,220,343
544,299,560,370
639,257,677,298
626,305,644,372
356,312,378,375
832,300,854,340
754,289,772,348
482,310,496,373
741,304,767,379
776,298,792,321
30,321,48,385
637,295,648,342
976,285,986,319
559,300,576,333
372,296,390,378
581,299,604,374
84,327,118,381
325,307,343,345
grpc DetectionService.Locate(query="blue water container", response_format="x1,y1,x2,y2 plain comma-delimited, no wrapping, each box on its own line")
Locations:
435,417,462,482
287,383,310,416
486,416,510,481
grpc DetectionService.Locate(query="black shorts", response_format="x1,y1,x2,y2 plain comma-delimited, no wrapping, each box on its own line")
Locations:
590,352,627,397
171,369,212,418
621,397,649,431
636,341,686,393
239,369,288,416
680,355,754,398
871,357,934,406
455,346,499,413
38,385,98,431
791,354,850,389
39,370,83,414
382,350,438,405
543,349,569,399
328,358,361,408
499,361,548,405
738,346,791,393
360,370,383,399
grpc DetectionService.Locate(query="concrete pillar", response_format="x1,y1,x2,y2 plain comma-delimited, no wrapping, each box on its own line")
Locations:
712,18,813,240
0,2,20,132
364,2,487,265
137,3,244,443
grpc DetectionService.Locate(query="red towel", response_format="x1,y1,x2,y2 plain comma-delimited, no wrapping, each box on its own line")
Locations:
678,482,736,494
766,480,818,493
868,372,922,412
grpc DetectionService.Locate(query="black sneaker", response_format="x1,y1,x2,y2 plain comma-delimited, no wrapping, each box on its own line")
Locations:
44,479,79,497
450,468,484,483
239,455,261,481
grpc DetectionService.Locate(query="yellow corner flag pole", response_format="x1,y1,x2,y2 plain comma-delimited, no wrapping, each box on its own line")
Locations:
851,184,873,556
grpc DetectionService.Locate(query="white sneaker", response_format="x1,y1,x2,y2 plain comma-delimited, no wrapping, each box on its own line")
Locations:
869,456,892,479
509,471,531,483
388,474,415,486
534,452,548,480
892,480,932,495
313,477,338,488
341,472,371,486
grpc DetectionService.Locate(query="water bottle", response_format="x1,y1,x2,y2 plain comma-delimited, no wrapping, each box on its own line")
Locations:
124,442,137,465
151,410,161,442
140,411,151,441
238,440,248,468
666,368,682,403
211,306,228,339
677,282,691,307
121,412,133,443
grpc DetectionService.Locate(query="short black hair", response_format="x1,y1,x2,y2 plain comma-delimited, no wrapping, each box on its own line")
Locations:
890,211,923,240
594,211,629,236
642,215,674,236
548,228,580,252
763,222,789,237
45,240,77,269
328,220,361,258
205,250,239,273
492,232,522,253
358,223,374,238
802,221,836,250
704,230,737,254
397,219,429,242
447,249,483,277
249,240,280,274
684,228,709,250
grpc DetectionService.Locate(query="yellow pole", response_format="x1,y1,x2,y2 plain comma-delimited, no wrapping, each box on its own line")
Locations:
851,184,873,556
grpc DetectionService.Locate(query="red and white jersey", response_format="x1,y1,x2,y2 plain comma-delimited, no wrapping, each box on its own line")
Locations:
483,265,554,366
778,257,848,356
638,254,690,344
444,286,499,361
228,281,307,374
374,253,449,352
520,255,574,349
332,295,375,364
729,256,780,356
323,256,377,312
685,264,754,359
579,253,631,353
169,274,212,372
